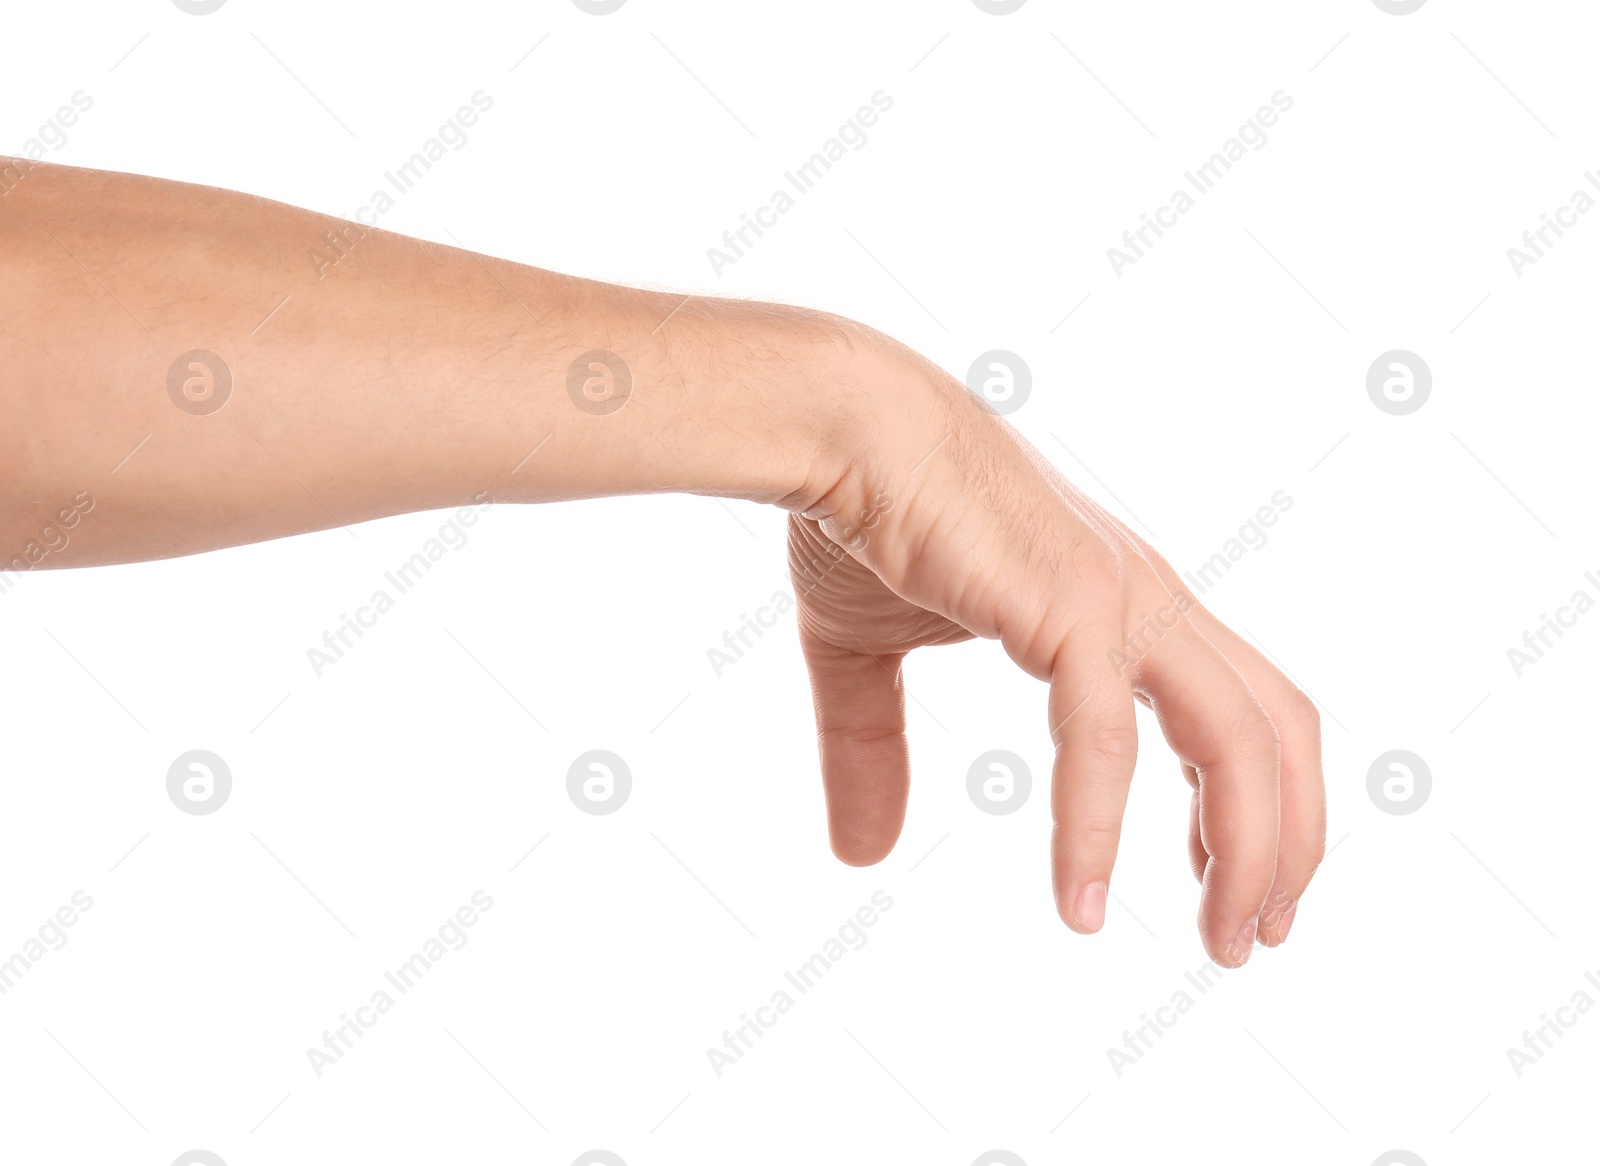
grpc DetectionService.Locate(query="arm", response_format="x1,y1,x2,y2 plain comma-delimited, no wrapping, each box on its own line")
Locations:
0,160,1324,965
0,160,855,560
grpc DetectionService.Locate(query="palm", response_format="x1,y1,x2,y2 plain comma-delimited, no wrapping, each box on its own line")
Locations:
787,515,970,659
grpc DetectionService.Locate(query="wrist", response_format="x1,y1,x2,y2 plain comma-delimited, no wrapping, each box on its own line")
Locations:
519,283,942,522
783,322,961,533
647,298,883,512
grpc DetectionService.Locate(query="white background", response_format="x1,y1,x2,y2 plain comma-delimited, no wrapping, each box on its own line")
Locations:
1,1,1596,1163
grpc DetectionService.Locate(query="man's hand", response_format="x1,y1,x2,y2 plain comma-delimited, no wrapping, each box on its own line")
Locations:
789,338,1325,967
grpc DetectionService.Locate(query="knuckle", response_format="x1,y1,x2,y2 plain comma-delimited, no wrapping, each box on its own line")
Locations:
1279,686,1322,738
1231,701,1282,763
1141,542,1177,579
1068,541,1124,598
1231,849,1280,892
1061,815,1123,858
1294,815,1329,875
1307,833,1327,871
1081,718,1139,773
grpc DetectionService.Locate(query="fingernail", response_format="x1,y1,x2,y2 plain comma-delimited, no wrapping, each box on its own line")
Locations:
1232,918,1257,965
1075,882,1107,932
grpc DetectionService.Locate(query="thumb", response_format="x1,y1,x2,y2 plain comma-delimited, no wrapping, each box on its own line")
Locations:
798,631,911,867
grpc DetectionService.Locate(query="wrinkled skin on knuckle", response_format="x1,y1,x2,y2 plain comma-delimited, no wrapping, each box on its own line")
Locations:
1230,700,1283,768
1082,718,1140,771
1054,814,1124,860
1070,540,1126,603
1201,832,1280,895
1277,686,1322,740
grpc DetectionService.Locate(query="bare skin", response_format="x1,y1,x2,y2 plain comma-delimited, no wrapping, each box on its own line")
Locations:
0,159,1324,966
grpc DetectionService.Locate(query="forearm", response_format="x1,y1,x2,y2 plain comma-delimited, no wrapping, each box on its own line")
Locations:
1,162,870,565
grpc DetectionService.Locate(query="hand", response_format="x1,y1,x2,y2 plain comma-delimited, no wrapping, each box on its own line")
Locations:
0,162,1322,970
789,335,1325,967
